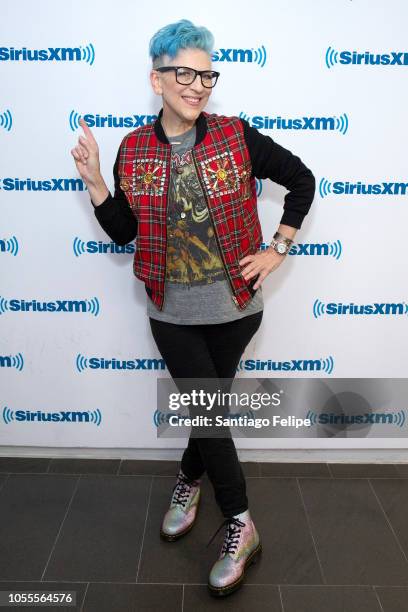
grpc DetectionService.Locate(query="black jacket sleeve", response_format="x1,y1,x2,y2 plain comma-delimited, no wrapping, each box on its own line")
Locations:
90,144,138,246
240,118,315,229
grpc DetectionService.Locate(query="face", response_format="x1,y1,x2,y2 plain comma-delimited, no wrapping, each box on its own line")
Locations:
150,48,214,127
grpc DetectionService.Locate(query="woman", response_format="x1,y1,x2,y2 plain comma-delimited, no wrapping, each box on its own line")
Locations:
71,19,315,597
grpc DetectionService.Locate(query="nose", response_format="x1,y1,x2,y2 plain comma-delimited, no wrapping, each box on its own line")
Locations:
188,73,206,93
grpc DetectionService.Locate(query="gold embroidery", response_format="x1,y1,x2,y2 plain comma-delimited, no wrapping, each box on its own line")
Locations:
199,152,240,196
135,161,164,192
126,158,167,196
238,164,252,200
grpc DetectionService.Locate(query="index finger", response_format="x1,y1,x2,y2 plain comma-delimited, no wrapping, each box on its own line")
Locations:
79,117,97,143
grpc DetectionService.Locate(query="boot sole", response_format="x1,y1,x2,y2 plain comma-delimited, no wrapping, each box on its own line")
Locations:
160,493,201,542
207,541,262,597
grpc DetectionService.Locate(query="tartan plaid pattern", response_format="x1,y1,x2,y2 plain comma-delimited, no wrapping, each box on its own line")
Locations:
117,112,263,311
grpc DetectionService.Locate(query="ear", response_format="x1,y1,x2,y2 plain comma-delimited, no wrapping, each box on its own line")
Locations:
150,69,163,95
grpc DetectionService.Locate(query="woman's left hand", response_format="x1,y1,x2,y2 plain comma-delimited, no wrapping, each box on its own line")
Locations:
239,247,286,290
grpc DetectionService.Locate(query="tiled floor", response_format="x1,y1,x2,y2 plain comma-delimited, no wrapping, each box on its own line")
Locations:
0,458,408,611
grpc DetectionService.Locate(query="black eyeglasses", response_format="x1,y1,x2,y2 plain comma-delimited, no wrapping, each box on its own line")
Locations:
154,66,220,88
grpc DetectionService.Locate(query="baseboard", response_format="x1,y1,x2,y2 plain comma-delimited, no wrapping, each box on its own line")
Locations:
0,447,408,463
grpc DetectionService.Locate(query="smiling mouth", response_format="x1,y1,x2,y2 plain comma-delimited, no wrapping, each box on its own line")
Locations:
182,96,202,105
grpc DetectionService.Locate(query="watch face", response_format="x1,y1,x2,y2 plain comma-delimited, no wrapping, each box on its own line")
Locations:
277,243,287,254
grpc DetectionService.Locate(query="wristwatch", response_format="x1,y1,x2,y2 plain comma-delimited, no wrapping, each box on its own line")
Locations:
270,231,294,256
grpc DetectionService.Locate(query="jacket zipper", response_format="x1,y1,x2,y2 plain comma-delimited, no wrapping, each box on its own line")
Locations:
160,234,168,311
160,158,171,311
246,215,256,254
191,149,244,311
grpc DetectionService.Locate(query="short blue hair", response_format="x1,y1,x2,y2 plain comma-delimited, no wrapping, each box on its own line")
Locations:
149,19,214,67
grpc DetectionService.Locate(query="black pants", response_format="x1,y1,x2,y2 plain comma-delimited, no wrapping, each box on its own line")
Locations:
149,310,263,518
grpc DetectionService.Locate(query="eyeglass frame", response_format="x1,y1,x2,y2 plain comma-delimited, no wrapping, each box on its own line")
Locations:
153,66,220,88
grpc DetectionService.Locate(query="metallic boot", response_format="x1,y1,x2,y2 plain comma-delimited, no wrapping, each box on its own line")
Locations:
160,469,201,541
207,509,262,596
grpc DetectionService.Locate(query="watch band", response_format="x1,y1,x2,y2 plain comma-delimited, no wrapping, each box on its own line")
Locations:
270,232,294,255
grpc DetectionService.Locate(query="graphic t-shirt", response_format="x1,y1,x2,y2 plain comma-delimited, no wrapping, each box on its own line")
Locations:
146,124,264,324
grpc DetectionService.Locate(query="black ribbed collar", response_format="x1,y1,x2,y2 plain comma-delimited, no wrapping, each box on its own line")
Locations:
154,107,208,146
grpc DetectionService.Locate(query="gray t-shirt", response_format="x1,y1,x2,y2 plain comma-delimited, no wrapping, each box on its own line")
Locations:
146,124,264,324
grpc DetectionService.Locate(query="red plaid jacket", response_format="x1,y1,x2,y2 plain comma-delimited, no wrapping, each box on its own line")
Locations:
117,110,263,311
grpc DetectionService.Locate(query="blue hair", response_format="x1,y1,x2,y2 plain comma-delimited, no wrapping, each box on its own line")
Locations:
149,19,214,66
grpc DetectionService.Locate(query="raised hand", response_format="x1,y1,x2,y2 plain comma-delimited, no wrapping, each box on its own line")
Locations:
71,118,102,186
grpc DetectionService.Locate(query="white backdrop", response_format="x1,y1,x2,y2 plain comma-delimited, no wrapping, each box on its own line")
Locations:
1,0,407,452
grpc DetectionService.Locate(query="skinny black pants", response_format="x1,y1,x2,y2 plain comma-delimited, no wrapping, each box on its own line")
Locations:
149,310,263,518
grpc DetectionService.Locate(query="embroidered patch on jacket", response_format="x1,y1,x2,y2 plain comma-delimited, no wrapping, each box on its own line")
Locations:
120,159,167,195
238,160,253,200
199,152,240,196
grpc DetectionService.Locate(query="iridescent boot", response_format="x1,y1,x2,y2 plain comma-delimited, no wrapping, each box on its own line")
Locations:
207,509,262,596
160,469,201,541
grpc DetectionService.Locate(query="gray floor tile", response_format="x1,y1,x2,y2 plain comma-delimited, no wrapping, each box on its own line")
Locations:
329,463,399,478
2,460,407,611
370,479,408,562
42,474,152,582
259,463,330,477
375,586,408,612
183,584,282,611
0,457,50,473
281,585,381,612
0,474,78,580
48,458,120,475
240,461,261,477
243,478,323,584
120,460,180,476
83,583,182,612
299,478,408,585
394,464,408,478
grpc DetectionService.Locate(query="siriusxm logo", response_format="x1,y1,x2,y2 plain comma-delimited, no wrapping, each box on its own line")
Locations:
0,296,100,316
0,235,19,256
0,178,86,192
0,353,24,370
313,299,408,318
73,237,134,256
0,109,12,131
0,44,95,65
319,178,408,198
76,354,165,371
3,406,102,425
69,110,157,131
237,356,334,374
212,46,267,66
307,409,406,428
326,46,408,69
240,112,349,134
260,240,343,259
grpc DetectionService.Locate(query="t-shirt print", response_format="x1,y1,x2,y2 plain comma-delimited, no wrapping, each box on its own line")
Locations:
166,148,226,287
